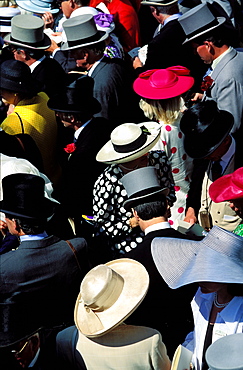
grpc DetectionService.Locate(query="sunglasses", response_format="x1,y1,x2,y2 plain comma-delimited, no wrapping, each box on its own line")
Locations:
11,340,29,357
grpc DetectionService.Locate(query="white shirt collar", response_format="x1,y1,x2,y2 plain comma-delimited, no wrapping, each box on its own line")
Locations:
163,13,181,26
29,55,46,72
87,56,104,76
217,135,235,173
74,119,92,140
20,232,48,242
211,46,232,70
144,221,171,235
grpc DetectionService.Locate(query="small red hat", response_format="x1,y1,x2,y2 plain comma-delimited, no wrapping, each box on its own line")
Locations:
133,66,194,100
209,167,243,203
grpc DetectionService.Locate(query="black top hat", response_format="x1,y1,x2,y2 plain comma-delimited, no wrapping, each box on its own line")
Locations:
0,60,38,95
0,173,55,221
180,100,234,159
121,166,169,210
47,75,101,115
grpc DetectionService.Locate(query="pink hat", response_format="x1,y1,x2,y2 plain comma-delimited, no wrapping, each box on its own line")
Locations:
209,167,243,203
133,66,194,100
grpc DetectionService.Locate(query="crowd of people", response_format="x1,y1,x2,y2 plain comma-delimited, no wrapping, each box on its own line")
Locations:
1,0,243,368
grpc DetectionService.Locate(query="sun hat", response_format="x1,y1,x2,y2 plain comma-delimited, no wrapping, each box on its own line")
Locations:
151,225,243,289
180,100,234,159
15,0,59,14
209,167,243,203
141,0,178,6
0,59,38,95
205,333,243,370
0,173,56,221
121,166,169,210
96,122,161,164
0,7,21,33
178,3,226,44
74,258,149,337
47,75,101,115
4,14,51,50
0,301,42,348
61,14,108,51
133,66,194,100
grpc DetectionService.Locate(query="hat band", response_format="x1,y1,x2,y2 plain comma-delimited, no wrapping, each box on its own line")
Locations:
186,19,219,39
0,20,11,26
112,130,149,154
129,186,162,200
67,32,101,47
10,35,45,47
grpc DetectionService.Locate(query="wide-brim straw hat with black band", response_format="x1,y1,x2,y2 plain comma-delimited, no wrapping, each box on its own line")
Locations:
61,14,108,51
121,166,169,210
151,225,243,289
178,3,226,44
15,0,59,14
96,122,161,164
141,0,178,6
4,14,51,50
0,7,21,33
74,258,149,337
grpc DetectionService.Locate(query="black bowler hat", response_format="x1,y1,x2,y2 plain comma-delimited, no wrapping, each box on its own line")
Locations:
0,60,38,95
180,100,233,159
0,173,55,221
47,75,101,115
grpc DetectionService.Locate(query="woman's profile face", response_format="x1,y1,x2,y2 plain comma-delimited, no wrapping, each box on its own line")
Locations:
198,282,227,294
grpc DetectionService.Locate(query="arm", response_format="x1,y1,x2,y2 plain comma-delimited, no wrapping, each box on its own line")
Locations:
151,331,171,370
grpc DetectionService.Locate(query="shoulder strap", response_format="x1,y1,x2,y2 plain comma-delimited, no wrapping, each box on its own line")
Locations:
66,240,82,272
15,112,24,134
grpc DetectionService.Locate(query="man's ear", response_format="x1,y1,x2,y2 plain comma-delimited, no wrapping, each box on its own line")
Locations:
70,0,76,9
132,208,139,219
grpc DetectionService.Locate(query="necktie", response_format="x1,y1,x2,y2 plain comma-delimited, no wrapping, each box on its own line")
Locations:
211,160,222,182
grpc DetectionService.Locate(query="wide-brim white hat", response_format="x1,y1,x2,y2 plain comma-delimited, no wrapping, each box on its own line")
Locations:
151,225,243,289
0,7,21,33
74,258,149,338
206,334,243,370
16,0,59,14
96,122,161,164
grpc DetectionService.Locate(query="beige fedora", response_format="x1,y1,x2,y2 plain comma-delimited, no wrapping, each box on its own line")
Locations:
74,258,149,337
96,122,161,164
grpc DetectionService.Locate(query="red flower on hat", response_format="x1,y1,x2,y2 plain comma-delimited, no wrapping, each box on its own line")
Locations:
201,76,214,92
64,143,76,153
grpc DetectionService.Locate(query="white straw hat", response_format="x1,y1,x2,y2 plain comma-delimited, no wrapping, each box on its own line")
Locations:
74,258,149,337
96,122,161,164
151,225,243,289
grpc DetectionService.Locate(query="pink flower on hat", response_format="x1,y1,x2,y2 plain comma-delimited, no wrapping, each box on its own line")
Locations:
64,143,76,153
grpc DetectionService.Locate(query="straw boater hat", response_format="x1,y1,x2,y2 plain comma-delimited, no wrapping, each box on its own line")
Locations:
4,14,51,50
15,0,59,14
61,14,109,51
96,122,161,164
0,7,21,33
151,225,243,289
205,334,243,370
180,100,234,159
133,66,194,100
74,258,149,337
121,166,169,210
209,167,243,203
178,3,226,44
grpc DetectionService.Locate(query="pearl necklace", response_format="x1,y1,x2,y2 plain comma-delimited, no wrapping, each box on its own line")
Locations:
213,292,230,309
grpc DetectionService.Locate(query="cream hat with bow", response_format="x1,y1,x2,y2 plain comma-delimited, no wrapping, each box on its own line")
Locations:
74,258,149,337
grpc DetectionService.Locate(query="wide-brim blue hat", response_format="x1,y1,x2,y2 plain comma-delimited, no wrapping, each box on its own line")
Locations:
151,225,243,289
16,0,59,14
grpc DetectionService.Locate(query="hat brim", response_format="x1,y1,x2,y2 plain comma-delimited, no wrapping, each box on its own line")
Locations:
4,32,51,50
123,187,169,210
47,96,101,115
182,17,226,44
209,172,243,203
15,0,59,14
141,0,178,5
0,26,11,33
96,122,161,164
151,226,243,289
182,110,233,159
133,74,194,100
61,30,108,51
74,258,149,338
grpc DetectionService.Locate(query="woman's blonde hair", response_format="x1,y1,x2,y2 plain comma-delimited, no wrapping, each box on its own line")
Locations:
139,96,183,124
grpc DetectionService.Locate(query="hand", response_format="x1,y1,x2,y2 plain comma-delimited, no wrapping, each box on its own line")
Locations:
7,104,15,115
133,56,143,69
184,207,197,225
46,39,59,53
129,216,139,229
42,12,54,29
191,93,203,102
0,220,8,237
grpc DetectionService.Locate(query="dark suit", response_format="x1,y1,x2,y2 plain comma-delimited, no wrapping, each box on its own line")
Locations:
32,56,67,98
124,227,197,358
0,235,90,330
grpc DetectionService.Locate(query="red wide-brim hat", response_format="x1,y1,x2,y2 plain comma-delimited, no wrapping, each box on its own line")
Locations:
209,167,243,203
133,66,194,100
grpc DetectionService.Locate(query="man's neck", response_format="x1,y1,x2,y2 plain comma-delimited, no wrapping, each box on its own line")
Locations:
140,216,167,232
